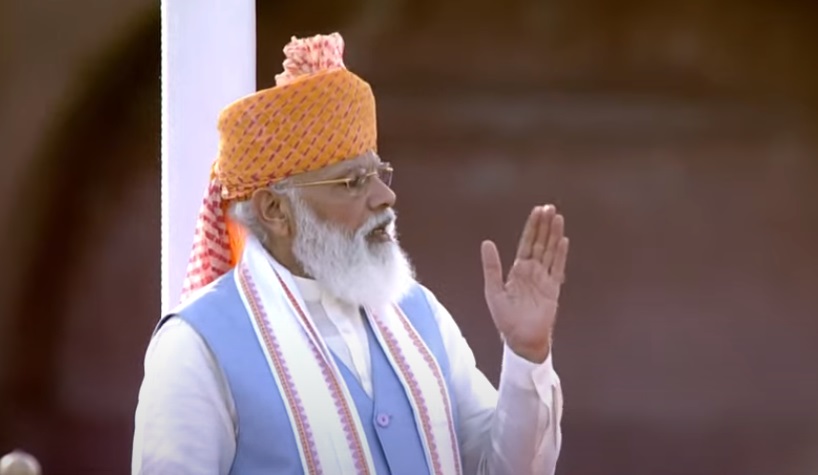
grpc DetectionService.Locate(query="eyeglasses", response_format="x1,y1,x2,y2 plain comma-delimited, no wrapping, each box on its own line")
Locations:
291,162,393,195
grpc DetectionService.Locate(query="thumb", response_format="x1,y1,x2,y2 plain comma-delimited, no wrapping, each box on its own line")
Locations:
481,240,504,297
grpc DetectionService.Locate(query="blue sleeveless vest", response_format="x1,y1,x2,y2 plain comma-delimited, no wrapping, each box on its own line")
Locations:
161,271,460,474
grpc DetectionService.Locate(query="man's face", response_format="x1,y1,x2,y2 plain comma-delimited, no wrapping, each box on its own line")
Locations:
268,151,413,308
286,183,415,309
289,152,396,239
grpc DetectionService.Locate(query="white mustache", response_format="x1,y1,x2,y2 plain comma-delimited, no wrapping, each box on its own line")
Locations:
358,209,396,237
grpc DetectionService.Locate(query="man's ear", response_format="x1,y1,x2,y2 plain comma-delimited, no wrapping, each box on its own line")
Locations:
250,188,293,238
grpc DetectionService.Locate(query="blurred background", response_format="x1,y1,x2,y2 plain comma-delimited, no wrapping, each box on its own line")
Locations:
1,0,817,474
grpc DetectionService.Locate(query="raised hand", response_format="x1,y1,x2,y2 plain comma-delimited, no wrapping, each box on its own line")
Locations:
480,205,569,363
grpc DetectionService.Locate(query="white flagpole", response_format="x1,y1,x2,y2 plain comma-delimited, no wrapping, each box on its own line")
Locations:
160,0,256,314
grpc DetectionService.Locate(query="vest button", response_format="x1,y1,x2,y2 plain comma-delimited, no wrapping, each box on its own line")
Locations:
375,413,390,428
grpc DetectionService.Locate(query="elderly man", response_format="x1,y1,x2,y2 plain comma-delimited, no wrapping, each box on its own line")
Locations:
132,33,568,475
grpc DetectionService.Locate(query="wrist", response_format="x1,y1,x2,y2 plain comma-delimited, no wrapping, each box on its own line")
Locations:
507,339,551,364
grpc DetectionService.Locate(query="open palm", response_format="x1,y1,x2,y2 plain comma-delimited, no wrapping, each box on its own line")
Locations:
481,205,569,363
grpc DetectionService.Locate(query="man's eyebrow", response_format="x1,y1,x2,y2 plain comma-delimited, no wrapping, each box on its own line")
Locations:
324,164,363,180
325,154,381,179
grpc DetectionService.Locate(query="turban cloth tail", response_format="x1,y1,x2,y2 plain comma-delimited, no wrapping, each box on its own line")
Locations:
180,174,246,300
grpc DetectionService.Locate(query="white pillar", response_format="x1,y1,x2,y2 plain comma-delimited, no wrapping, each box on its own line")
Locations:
160,0,256,314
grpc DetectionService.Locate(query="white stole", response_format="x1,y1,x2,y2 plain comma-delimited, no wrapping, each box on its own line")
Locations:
235,236,462,475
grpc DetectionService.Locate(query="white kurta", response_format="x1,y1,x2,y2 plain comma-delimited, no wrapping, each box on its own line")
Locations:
132,278,563,475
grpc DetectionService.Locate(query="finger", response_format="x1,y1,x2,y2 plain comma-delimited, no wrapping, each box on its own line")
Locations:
531,205,555,261
550,237,569,282
481,240,505,296
515,207,541,260
541,213,564,267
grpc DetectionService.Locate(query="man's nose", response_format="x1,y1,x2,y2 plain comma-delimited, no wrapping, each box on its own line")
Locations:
367,175,396,211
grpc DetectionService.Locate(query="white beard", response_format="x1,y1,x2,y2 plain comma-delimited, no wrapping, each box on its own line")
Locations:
289,194,416,310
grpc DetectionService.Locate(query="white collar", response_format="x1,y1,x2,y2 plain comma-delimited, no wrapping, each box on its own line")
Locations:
291,275,322,303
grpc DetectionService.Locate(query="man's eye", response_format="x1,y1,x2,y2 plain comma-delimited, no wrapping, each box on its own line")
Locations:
348,175,368,189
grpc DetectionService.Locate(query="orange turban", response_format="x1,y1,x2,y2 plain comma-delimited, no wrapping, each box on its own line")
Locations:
180,32,377,301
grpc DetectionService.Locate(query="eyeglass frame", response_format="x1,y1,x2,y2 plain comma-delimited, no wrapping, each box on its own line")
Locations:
287,162,394,194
